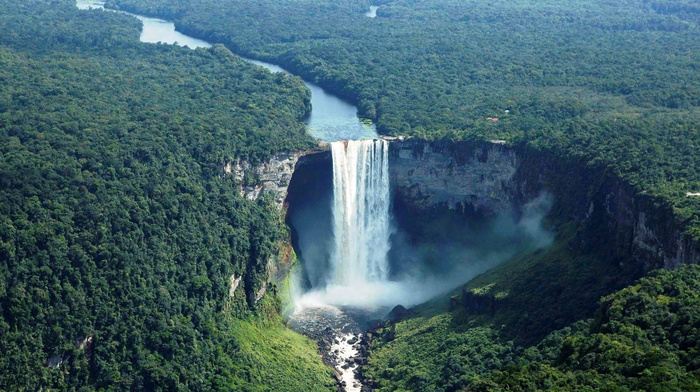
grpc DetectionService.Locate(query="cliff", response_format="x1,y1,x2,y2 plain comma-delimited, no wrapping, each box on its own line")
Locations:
223,144,330,211
222,145,330,290
386,139,699,271
389,140,518,216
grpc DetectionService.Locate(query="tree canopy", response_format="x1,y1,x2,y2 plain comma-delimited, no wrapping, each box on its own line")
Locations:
111,0,700,242
0,0,331,390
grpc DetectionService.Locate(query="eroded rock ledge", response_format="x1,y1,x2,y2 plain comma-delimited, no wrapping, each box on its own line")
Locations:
243,139,698,286
223,143,330,210
387,139,699,271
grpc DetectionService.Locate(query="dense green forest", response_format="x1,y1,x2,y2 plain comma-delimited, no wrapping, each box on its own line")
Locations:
4,0,700,390
365,257,700,391
0,1,333,390
100,0,700,390
469,264,700,391
111,0,700,243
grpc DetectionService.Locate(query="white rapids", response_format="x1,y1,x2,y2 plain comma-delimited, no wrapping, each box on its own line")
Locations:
287,305,374,392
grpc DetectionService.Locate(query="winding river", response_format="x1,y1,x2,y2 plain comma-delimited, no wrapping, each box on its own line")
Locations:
76,0,376,142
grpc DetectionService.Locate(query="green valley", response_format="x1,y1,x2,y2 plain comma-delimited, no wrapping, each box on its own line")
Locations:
2,0,700,391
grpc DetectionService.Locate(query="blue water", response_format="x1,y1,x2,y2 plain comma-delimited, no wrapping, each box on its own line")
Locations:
76,0,377,142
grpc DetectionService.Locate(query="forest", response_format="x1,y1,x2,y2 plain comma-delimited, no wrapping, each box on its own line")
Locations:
0,0,332,390
101,0,700,390
111,0,700,244
3,0,700,390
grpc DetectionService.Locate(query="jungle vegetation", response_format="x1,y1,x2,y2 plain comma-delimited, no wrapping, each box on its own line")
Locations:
101,0,700,390
469,264,700,391
0,0,332,390
111,0,700,243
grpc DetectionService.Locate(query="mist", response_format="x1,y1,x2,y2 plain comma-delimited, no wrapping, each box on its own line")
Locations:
288,181,554,310
384,192,553,306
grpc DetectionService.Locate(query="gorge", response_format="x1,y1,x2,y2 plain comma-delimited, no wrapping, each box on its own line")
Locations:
279,138,699,296
7,1,699,391
84,0,700,388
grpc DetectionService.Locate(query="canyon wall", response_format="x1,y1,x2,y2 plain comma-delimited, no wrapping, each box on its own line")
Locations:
225,144,330,211
515,146,700,270
222,146,330,294
386,139,699,271
388,140,519,216
255,138,697,289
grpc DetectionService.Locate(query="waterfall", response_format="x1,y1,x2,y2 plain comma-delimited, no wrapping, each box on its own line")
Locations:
330,139,391,287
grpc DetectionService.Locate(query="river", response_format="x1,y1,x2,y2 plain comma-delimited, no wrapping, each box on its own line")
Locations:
76,2,378,390
76,0,377,142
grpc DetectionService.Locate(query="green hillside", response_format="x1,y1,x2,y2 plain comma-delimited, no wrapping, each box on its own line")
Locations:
0,1,331,390
111,0,700,243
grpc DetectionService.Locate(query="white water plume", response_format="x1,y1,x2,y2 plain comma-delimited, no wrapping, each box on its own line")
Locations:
330,139,392,287
291,141,554,311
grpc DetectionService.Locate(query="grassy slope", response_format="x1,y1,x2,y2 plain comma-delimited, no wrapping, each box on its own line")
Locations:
364,228,642,391
219,295,334,392
230,320,330,389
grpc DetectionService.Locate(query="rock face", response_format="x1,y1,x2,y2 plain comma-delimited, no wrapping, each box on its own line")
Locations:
594,178,700,270
389,140,518,215
228,151,303,210
222,146,330,301
228,274,242,298
462,290,498,316
226,144,329,211
385,139,699,271
386,305,410,322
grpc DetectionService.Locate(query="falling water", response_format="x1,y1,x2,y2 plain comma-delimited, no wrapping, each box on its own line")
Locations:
293,138,393,392
330,139,391,287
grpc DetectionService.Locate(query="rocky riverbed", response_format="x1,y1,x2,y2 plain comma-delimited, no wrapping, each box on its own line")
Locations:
287,305,384,391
